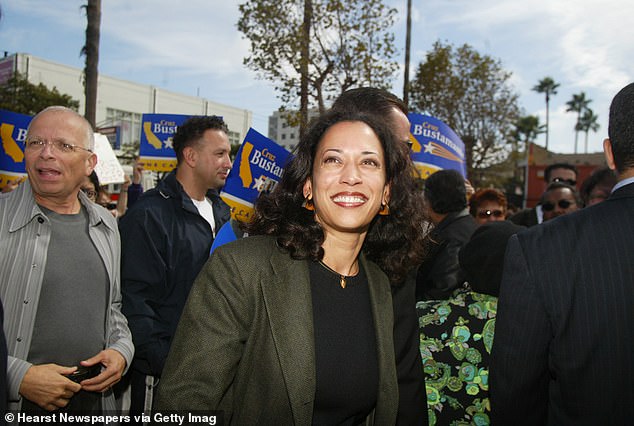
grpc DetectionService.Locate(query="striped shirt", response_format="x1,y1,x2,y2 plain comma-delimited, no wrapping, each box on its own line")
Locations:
0,180,134,411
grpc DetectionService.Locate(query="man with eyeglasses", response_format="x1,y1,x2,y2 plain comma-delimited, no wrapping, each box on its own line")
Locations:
538,181,581,221
0,106,133,414
491,82,634,424
544,162,578,188
510,162,579,227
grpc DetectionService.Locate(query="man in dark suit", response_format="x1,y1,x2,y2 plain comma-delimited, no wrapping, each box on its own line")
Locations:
490,82,634,424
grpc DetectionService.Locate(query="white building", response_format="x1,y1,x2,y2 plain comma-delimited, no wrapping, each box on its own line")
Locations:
0,53,253,148
268,109,319,151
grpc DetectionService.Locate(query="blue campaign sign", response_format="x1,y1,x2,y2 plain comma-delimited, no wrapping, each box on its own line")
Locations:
139,113,192,172
220,128,292,222
0,109,32,188
408,113,466,178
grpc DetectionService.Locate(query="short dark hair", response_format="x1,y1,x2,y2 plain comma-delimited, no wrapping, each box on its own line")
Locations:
544,163,578,183
172,116,228,163
608,82,634,173
423,169,467,214
540,181,582,207
247,108,427,284
469,188,508,217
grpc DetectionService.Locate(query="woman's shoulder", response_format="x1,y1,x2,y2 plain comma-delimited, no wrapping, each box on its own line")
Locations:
213,234,283,265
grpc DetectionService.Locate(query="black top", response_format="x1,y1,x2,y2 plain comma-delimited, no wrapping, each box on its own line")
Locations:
310,260,378,425
416,209,477,301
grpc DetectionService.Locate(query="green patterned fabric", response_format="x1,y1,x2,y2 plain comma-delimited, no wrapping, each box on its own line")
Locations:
417,287,497,426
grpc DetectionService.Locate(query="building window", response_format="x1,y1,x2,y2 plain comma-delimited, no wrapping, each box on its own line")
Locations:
228,130,241,146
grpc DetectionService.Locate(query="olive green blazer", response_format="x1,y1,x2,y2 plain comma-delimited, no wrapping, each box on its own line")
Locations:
155,235,398,425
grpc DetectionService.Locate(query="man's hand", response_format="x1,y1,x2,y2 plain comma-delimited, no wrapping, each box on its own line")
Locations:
79,349,126,392
19,364,82,411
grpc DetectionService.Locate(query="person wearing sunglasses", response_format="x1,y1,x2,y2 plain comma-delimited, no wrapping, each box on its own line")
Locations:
469,188,508,225
544,163,578,188
539,181,581,222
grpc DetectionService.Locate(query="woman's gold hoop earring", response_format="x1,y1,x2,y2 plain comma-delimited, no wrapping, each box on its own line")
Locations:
378,202,390,216
303,198,315,211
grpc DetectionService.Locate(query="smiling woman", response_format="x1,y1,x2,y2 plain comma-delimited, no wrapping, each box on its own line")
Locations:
154,109,428,424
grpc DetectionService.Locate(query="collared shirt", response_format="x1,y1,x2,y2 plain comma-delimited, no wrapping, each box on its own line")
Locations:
611,176,634,193
0,181,134,411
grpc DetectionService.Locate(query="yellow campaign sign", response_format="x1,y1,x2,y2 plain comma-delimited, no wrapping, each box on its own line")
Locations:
1,123,25,163
138,156,177,173
414,162,442,179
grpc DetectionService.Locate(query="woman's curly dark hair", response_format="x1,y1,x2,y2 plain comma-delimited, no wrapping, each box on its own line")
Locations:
246,109,427,284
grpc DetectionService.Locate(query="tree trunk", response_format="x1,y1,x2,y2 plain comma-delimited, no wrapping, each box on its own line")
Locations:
84,0,101,129
299,0,312,139
545,93,550,150
403,0,412,108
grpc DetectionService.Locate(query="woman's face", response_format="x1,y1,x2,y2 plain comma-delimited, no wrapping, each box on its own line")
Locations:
303,121,389,238
475,200,506,225
80,176,97,202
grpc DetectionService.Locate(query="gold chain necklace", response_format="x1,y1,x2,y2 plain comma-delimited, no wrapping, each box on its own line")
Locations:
318,260,353,289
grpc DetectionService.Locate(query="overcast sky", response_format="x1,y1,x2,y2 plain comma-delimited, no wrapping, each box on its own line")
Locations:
2,0,632,154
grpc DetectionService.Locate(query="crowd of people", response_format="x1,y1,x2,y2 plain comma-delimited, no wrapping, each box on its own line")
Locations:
0,82,632,425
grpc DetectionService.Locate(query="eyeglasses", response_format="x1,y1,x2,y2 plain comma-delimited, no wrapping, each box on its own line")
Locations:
542,199,574,211
552,177,576,186
477,209,504,219
24,139,93,154
81,188,97,200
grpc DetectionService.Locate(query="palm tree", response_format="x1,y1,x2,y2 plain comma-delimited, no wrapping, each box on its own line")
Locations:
532,77,559,151
566,92,591,153
512,115,545,183
513,115,546,149
576,108,600,153
82,0,101,129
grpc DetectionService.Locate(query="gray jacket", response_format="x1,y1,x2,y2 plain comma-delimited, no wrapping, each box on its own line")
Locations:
0,181,134,412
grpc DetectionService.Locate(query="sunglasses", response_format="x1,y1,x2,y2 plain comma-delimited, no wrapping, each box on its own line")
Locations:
477,209,504,219
552,177,576,186
542,200,574,211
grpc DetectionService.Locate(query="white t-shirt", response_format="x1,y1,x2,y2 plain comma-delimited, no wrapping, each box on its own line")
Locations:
192,197,216,237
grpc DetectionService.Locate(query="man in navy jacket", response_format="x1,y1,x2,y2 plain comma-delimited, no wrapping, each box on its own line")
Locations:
119,116,231,418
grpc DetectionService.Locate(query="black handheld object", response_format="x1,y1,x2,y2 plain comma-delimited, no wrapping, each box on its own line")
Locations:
66,364,102,383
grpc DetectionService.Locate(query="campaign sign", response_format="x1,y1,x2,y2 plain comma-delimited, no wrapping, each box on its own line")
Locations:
220,128,291,223
0,109,31,189
139,113,192,172
408,113,466,178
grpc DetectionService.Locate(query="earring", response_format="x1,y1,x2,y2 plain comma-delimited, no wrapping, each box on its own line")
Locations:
303,197,314,211
378,202,390,216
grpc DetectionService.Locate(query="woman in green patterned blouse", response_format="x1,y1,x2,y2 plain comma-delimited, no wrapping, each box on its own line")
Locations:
417,221,524,425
